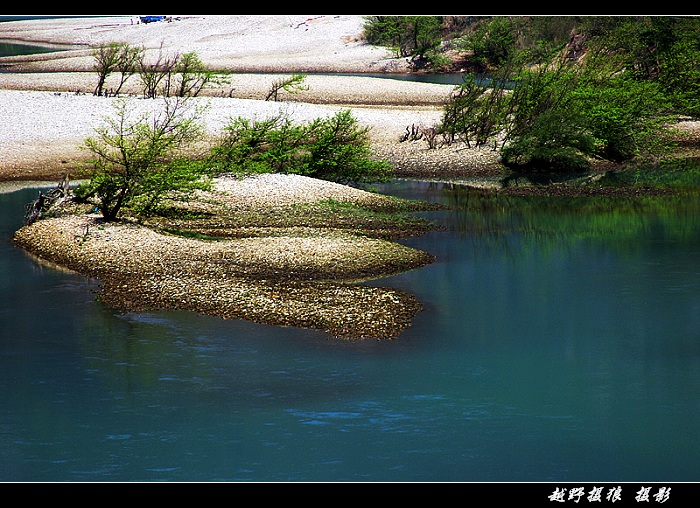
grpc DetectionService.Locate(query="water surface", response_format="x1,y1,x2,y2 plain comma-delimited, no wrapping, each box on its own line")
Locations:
0,42,70,58
1,181,699,482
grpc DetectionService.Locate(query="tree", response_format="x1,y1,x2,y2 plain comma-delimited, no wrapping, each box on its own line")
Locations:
265,74,308,101
137,47,227,99
500,110,596,172
437,44,674,172
597,16,700,118
296,110,392,183
92,42,143,96
76,98,210,220
462,16,516,70
172,51,223,98
571,52,672,163
209,114,305,174
112,43,142,96
439,71,513,149
362,16,443,68
138,42,178,99
92,42,121,96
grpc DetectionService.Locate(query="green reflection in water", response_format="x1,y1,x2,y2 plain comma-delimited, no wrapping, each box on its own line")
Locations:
436,183,700,256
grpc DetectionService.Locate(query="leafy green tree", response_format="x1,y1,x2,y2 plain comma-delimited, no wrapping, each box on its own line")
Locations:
210,114,306,174
363,16,443,67
139,50,227,99
500,110,596,172
76,98,210,220
296,110,392,183
575,16,700,118
505,59,582,141
572,54,672,163
462,16,516,70
495,60,596,171
171,51,221,97
439,72,512,149
437,41,675,172
660,36,700,117
92,42,143,96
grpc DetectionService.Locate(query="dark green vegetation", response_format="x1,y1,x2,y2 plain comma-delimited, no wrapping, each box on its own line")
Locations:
363,16,445,69
209,110,391,184
364,16,700,176
75,99,392,221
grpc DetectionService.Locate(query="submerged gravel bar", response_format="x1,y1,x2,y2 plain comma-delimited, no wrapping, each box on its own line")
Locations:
1,16,470,339
13,174,438,340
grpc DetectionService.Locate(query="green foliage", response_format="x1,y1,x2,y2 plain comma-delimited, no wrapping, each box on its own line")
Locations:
511,16,580,62
297,110,392,182
461,17,516,69
573,60,672,162
363,16,443,68
439,72,511,149
171,51,223,98
210,110,392,184
567,16,700,118
660,38,700,117
92,42,143,96
76,98,211,220
93,42,226,99
500,110,596,172
265,74,309,101
209,114,301,174
364,16,581,72
365,15,700,120
436,19,684,172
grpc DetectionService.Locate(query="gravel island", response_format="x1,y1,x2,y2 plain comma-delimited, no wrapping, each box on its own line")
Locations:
1,15,500,339
13,173,439,339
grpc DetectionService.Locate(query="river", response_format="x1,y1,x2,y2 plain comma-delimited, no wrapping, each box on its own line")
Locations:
1,180,699,482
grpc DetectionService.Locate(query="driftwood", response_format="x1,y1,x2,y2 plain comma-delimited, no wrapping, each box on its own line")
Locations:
23,174,71,225
400,124,423,143
400,123,441,149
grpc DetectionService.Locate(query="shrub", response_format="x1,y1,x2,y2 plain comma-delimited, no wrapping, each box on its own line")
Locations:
76,98,210,220
500,111,596,172
210,110,392,184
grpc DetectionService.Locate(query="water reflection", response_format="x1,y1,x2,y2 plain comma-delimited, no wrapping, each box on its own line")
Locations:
385,180,700,250
3,183,700,481
0,41,69,58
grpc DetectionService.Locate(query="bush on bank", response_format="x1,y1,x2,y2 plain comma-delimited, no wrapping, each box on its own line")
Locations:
209,109,392,184
75,98,393,221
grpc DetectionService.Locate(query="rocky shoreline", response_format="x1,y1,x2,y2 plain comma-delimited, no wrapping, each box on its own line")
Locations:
0,15,496,340
12,173,441,340
0,16,508,183
3,15,695,340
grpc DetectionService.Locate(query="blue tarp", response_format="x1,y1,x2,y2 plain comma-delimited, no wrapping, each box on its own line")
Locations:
140,16,166,24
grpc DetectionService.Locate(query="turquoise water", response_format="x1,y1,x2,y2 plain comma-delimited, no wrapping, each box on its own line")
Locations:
0,42,67,58
1,181,699,482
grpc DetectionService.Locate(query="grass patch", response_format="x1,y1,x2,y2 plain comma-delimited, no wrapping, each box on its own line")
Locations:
162,229,228,241
144,196,442,240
